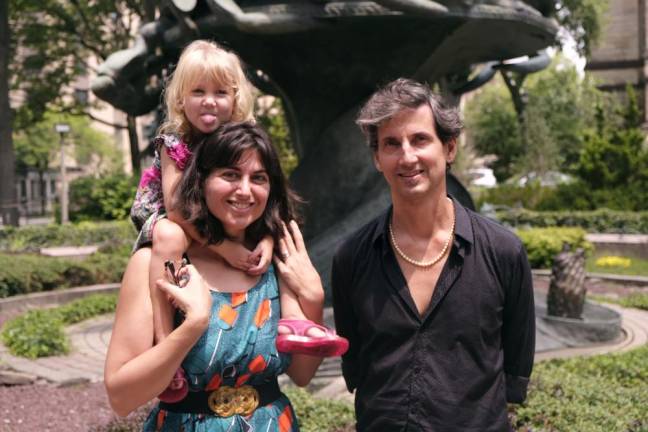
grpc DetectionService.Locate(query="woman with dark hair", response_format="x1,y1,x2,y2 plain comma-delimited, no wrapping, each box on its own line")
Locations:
104,122,324,431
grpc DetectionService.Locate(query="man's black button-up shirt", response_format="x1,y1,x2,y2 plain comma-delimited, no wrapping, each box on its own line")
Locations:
331,198,535,431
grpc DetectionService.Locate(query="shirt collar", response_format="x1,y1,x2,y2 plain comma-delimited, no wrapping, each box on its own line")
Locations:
372,195,474,252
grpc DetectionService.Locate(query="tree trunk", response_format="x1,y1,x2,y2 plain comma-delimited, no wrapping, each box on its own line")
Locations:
547,244,587,319
38,170,46,216
500,70,529,153
127,115,140,177
0,1,18,226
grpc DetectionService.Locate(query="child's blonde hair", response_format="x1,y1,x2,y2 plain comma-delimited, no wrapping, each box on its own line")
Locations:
160,40,255,138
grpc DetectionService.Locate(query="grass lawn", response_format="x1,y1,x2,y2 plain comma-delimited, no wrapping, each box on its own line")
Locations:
586,254,648,277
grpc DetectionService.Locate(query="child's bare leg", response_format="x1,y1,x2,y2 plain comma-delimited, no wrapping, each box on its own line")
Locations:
150,219,191,344
278,283,325,337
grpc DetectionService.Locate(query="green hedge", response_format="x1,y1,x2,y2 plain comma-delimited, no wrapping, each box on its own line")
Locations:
512,346,648,431
476,183,556,211
285,387,354,432
68,173,138,223
516,227,593,269
497,208,648,233
0,251,128,298
0,220,135,253
1,293,117,358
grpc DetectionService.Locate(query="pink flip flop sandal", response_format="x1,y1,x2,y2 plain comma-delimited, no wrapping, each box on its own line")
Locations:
157,367,189,403
276,319,349,357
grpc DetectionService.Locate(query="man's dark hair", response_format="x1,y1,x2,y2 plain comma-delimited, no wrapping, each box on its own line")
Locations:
175,121,301,246
356,78,463,150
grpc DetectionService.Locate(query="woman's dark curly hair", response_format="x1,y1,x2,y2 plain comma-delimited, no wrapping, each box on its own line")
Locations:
175,121,301,247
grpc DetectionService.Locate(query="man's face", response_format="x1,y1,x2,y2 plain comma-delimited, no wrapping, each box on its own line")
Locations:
373,104,456,203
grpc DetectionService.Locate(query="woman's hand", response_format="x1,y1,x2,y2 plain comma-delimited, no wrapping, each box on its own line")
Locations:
273,221,324,305
156,264,212,330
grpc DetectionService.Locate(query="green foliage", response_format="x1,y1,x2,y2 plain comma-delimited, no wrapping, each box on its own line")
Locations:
69,173,138,222
590,293,648,311
0,220,132,297
8,0,147,129
55,293,118,324
0,252,128,298
516,227,592,269
551,86,648,211
497,208,648,233
465,79,521,181
284,387,355,432
14,112,121,178
256,96,299,176
477,182,556,210
512,346,648,431
0,294,117,358
1,309,69,358
0,220,135,253
466,57,604,182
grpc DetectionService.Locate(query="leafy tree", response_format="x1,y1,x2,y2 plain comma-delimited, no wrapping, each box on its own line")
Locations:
68,173,137,222
539,86,648,211
465,79,521,181
9,0,157,175
14,112,121,216
256,96,299,176
466,56,603,181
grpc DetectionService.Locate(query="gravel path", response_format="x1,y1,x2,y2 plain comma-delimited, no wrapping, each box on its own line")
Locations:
0,382,115,431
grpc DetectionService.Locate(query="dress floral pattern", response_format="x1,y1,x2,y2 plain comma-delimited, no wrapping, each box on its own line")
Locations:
143,265,298,432
130,134,193,251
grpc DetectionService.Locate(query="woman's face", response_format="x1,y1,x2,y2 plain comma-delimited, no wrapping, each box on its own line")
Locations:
204,149,270,241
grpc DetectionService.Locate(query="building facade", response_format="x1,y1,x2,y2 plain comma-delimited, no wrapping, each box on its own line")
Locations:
586,0,648,125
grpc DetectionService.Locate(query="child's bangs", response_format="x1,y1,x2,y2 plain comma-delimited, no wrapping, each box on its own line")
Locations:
201,55,236,89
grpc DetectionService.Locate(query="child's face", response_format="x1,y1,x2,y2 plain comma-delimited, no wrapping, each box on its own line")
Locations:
203,149,270,242
182,76,234,134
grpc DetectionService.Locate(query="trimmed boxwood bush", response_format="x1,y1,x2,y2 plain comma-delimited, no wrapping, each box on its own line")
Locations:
0,251,128,298
516,227,593,269
512,345,648,431
1,294,117,358
497,208,648,233
0,220,135,253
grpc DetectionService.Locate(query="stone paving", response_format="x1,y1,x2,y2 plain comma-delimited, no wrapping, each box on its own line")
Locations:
1,304,648,402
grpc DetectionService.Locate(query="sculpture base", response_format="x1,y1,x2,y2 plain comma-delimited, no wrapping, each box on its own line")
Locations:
535,292,622,352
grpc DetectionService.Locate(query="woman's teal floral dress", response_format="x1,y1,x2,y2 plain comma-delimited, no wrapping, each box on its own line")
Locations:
143,265,298,432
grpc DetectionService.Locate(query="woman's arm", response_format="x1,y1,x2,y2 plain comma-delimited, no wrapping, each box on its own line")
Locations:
104,248,211,416
274,221,324,386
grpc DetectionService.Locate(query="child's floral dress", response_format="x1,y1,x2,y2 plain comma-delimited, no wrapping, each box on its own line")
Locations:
130,134,192,251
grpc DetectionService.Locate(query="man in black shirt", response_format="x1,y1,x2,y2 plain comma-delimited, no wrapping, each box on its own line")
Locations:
331,78,535,431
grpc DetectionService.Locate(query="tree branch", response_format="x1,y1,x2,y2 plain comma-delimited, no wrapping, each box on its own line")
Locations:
56,106,128,129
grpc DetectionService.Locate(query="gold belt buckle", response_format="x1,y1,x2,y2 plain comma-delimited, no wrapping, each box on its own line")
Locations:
207,385,260,417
